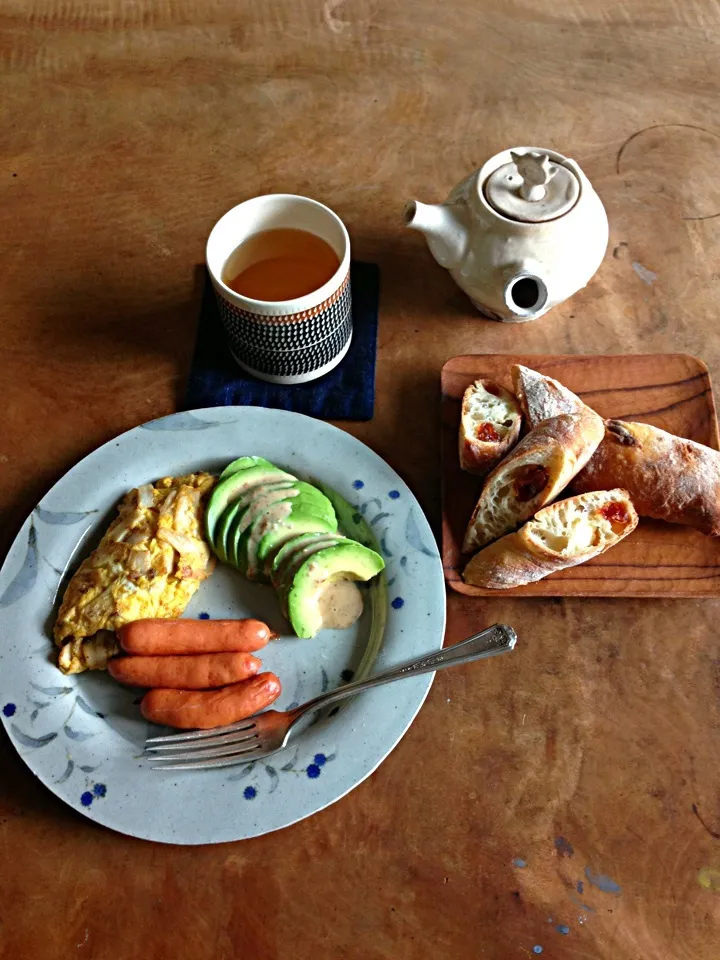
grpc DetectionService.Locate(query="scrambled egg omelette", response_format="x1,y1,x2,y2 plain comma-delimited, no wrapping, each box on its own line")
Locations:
54,472,215,674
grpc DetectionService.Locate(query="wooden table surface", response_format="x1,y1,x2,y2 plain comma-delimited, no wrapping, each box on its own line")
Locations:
2,2,720,958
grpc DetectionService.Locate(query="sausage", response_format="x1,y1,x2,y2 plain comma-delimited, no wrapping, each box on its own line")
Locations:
141,672,282,729
117,618,273,656
108,652,262,689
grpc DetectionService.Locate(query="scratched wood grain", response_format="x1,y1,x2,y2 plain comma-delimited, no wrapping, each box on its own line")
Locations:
443,354,720,597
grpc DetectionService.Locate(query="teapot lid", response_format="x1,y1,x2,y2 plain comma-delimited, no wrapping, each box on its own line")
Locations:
484,150,580,222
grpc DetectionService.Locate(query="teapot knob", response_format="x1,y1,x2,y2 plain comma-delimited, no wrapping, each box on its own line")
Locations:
510,151,558,202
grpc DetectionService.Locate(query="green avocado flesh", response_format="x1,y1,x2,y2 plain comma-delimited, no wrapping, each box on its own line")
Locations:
218,456,274,483
274,534,347,599
229,483,338,579
285,541,386,639
209,458,385,637
214,480,297,562
206,464,295,542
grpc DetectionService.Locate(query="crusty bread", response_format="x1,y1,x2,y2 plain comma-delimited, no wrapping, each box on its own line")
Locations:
512,365,720,536
463,488,638,588
459,380,521,476
573,419,720,535
511,364,591,428
462,410,605,553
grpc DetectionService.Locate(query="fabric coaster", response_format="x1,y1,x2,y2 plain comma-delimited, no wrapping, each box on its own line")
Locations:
184,261,380,421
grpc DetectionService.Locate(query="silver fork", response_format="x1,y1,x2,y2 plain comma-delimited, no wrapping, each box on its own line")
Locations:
145,623,517,771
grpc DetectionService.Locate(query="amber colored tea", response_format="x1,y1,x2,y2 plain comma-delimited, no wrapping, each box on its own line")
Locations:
222,228,340,301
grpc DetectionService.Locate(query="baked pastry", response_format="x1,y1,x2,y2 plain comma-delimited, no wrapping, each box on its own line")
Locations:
573,419,720,535
463,488,638,588
462,410,605,552
459,379,522,476
511,363,590,427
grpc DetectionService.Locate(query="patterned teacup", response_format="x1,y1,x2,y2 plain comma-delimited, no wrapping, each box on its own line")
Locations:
206,194,352,385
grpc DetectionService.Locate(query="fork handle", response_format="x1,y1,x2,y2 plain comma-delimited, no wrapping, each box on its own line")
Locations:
292,623,517,719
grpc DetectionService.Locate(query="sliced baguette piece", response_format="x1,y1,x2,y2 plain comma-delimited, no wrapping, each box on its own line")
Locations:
511,364,592,428
459,379,522,476
463,488,638,588
573,419,720,535
462,410,605,553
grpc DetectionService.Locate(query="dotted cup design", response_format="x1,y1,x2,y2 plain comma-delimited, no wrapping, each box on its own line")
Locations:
217,276,351,350
217,272,352,378
232,315,352,377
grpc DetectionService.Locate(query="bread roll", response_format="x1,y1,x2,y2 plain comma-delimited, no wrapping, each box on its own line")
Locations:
463,410,605,552
573,419,720,535
511,364,720,535
511,364,590,427
463,489,638,588
459,380,522,476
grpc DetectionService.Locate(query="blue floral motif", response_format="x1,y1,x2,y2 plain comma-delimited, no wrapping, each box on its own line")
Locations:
199,612,211,620
0,523,38,608
56,759,75,784
80,782,107,807
370,512,390,527
64,723,95,742
391,597,405,610
35,507,97,525
388,490,400,499
228,747,335,796
140,412,222,431
11,725,57,748
75,696,105,719
352,480,364,489
405,508,438,558
265,765,279,794
6,685,105,783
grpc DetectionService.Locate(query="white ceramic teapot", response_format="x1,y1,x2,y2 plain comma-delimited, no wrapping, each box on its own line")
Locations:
404,147,609,322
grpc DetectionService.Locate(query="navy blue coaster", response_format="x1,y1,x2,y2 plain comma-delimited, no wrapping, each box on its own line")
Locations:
184,261,379,421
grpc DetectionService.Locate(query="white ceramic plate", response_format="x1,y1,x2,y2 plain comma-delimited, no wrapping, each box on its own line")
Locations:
0,408,445,844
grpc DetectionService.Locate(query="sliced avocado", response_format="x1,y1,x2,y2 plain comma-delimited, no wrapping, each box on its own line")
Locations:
285,541,385,639
275,534,348,600
264,530,345,586
206,463,295,543
214,480,297,562
226,481,336,571
270,532,345,588
218,456,274,483
241,505,338,582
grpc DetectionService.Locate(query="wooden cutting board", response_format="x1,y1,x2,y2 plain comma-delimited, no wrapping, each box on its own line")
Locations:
442,354,720,598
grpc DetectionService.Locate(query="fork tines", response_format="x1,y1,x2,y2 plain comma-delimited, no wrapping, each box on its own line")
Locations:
145,720,262,770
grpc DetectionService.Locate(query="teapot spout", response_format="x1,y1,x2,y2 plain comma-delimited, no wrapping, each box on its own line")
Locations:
403,200,469,270
502,266,550,321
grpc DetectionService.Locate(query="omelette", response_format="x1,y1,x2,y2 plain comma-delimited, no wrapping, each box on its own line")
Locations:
54,472,216,674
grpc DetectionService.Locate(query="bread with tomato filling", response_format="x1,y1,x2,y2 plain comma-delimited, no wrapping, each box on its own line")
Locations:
462,411,604,552
463,489,638,588
459,380,522,476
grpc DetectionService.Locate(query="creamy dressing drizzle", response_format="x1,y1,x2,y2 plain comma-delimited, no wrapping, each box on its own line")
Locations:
223,481,295,550
219,471,294,513
246,500,296,578
280,537,340,586
317,579,363,629
238,487,299,537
